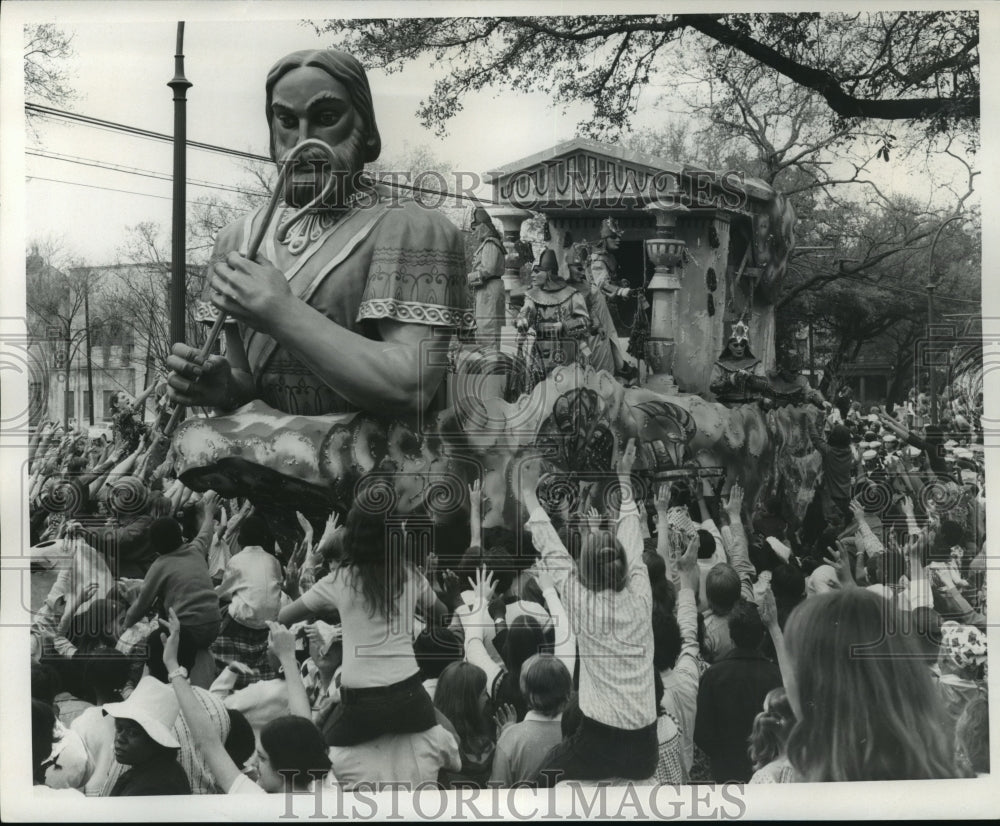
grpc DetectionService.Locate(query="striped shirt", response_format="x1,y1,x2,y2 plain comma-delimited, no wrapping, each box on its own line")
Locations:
527,498,656,731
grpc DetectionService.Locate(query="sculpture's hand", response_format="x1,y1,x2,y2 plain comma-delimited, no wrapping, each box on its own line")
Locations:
210,251,294,335
166,344,238,409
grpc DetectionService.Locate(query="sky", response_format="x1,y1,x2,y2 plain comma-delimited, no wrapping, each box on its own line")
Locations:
7,2,983,266
17,13,599,263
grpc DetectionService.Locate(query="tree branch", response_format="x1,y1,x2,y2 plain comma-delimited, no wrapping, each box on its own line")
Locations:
680,14,979,120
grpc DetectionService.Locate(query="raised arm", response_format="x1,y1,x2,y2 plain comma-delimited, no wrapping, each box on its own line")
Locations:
458,567,504,690
759,586,797,711
654,484,672,566
468,479,483,551
614,439,645,573
721,484,755,600
520,456,576,595
191,491,220,560
536,569,576,678
162,608,244,792
265,622,312,719
849,500,885,557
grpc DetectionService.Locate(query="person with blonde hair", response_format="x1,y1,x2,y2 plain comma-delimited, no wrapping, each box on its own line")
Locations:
763,587,957,781
747,687,796,783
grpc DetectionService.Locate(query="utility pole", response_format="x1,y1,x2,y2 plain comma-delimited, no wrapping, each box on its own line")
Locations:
927,283,936,425
168,21,192,348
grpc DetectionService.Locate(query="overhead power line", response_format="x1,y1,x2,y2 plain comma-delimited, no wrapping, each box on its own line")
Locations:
25,103,491,205
27,148,265,197
27,174,218,204
26,102,269,162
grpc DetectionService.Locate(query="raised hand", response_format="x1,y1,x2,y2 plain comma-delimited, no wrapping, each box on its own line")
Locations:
618,438,637,477
583,507,602,534
655,483,671,514
199,490,220,516
849,499,866,524
758,585,778,629
469,564,498,605
679,534,699,571
159,607,183,671
266,621,297,663
724,484,744,519
494,703,518,736
823,542,855,589
433,569,463,612
295,511,314,544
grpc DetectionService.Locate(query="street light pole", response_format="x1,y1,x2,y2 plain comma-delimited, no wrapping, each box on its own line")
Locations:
926,214,964,427
927,283,936,425
168,22,192,349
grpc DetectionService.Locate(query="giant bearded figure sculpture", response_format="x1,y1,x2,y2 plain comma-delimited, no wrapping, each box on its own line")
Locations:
167,50,471,419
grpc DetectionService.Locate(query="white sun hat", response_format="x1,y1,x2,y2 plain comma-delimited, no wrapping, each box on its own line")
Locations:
102,675,180,748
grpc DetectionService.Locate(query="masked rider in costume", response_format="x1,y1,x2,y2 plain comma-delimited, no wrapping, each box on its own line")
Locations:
515,249,591,389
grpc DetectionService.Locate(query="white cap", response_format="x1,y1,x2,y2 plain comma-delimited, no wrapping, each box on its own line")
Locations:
863,449,878,461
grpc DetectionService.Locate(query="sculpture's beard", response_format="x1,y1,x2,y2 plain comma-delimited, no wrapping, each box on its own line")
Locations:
281,128,368,210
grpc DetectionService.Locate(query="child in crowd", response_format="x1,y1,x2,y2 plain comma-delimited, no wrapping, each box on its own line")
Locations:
211,515,284,687
122,492,222,688
278,493,448,748
490,654,572,786
747,688,797,783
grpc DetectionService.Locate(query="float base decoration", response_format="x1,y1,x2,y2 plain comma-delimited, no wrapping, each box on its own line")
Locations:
171,400,431,543
170,367,823,549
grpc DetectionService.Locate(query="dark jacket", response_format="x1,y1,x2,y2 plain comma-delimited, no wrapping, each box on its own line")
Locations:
694,648,782,782
109,753,191,796
81,514,157,579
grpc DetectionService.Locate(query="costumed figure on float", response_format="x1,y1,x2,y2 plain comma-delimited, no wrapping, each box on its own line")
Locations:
514,249,592,391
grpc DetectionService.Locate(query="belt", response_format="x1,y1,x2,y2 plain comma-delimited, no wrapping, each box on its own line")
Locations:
338,670,424,702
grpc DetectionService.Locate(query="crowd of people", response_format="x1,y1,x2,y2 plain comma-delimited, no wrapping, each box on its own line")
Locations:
26,375,988,798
